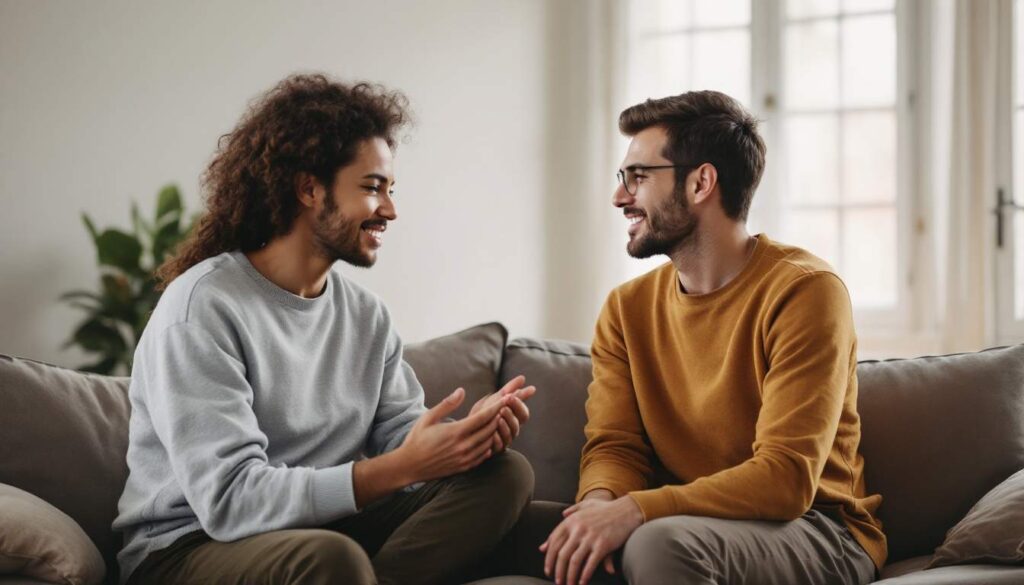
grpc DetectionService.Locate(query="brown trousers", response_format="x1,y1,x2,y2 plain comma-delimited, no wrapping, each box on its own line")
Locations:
488,501,877,585
125,450,533,585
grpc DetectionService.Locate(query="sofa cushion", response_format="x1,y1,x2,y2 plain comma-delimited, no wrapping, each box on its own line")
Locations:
873,564,1024,584
928,467,1024,568
0,354,130,584
499,338,591,503
0,482,105,585
404,322,508,418
857,345,1024,563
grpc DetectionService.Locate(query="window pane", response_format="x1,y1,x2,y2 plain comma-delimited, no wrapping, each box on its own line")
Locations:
1016,110,1024,204
841,14,896,107
781,209,839,268
842,111,897,204
693,30,751,105
631,36,692,102
1017,0,1024,106
842,207,898,308
631,0,691,32
694,0,750,27
784,114,839,205
787,0,839,19
841,0,894,14
785,20,839,110
1015,210,1024,319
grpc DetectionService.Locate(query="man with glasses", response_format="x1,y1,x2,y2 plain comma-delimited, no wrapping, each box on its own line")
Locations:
538,91,886,585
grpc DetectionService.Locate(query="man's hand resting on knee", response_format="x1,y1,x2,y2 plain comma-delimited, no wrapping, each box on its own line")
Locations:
540,489,644,585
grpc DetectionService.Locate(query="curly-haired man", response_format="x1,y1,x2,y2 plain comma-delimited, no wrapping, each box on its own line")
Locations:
112,73,535,585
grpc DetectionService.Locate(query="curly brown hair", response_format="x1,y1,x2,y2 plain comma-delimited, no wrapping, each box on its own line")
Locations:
155,73,411,289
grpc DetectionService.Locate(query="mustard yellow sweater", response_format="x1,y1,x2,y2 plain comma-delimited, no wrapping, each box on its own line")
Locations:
578,234,886,569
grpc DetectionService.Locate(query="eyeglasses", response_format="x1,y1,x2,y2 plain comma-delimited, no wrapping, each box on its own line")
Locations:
616,164,694,195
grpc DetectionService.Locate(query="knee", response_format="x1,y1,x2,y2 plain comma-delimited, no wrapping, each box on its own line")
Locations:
623,518,716,585
481,449,535,506
284,531,375,585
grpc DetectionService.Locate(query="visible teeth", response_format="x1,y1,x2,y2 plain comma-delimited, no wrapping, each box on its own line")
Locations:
628,216,644,225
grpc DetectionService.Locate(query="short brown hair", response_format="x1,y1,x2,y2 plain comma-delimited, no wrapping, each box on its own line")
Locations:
619,90,765,221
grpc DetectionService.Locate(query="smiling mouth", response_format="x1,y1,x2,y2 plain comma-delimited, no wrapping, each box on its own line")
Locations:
362,223,386,246
625,211,646,235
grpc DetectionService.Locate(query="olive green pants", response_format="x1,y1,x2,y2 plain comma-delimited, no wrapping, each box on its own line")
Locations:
126,450,533,585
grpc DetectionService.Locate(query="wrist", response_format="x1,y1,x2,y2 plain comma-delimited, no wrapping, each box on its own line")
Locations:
618,494,645,527
384,444,417,487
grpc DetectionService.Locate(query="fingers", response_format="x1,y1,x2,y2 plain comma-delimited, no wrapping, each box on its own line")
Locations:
543,524,567,577
500,405,519,438
514,384,537,402
603,554,615,575
466,410,502,449
579,551,603,585
423,387,465,425
498,375,526,396
556,536,581,585
458,393,508,432
566,544,589,585
497,414,513,449
562,503,579,516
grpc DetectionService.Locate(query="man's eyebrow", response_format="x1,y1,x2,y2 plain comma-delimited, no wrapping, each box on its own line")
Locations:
361,173,393,183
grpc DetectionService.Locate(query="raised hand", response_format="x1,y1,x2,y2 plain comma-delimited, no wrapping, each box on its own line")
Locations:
469,375,536,453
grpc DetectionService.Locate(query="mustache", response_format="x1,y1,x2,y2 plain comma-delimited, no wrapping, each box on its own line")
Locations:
360,219,387,230
623,207,646,217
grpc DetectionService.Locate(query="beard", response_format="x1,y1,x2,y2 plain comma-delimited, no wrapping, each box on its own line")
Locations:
627,185,698,259
311,196,376,268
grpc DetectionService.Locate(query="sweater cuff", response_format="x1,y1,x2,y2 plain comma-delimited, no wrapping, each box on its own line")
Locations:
311,462,358,523
628,485,678,522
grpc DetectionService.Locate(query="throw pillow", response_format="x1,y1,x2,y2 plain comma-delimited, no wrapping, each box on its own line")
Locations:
0,482,105,584
928,468,1024,568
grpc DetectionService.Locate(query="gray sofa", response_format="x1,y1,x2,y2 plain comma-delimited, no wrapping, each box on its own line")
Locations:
2,322,1023,584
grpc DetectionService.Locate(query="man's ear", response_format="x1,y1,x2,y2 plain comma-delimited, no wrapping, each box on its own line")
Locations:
295,172,320,209
693,163,719,206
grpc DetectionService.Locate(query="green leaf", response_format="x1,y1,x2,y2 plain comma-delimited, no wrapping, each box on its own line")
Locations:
70,318,127,354
131,202,152,239
155,185,183,222
79,356,120,375
82,213,99,244
59,290,103,303
96,229,143,274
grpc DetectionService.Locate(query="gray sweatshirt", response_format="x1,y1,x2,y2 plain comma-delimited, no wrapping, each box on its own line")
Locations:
112,251,426,583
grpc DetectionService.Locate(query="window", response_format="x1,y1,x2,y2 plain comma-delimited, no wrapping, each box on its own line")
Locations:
623,0,908,326
1014,0,1024,318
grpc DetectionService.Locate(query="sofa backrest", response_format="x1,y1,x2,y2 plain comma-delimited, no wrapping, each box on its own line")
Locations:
0,354,131,584
0,322,510,583
857,345,1024,562
500,337,1024,565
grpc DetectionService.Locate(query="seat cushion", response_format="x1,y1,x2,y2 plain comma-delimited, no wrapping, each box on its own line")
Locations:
873,563,1024,584
857,344,1024,563
499,338,591,503
0,354,130,583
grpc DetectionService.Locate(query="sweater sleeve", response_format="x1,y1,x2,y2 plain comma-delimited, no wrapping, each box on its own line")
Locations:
364,325,428,458
577,291,654,501
628,273,856,522
141,321,357,542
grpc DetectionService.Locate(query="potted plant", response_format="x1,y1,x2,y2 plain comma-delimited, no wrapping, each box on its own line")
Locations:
60,185,196,375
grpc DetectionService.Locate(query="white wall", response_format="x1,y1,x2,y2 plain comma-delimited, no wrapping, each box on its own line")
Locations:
1,0,606,368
